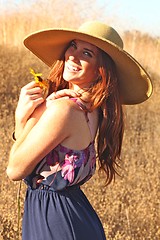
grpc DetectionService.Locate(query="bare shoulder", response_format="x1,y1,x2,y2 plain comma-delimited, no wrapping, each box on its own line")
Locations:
46,98,79,114
42,98,80,125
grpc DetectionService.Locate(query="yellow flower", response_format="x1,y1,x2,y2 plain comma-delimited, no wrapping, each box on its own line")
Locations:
30,68,49,99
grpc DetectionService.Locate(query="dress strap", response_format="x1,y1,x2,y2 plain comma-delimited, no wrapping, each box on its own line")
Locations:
70,98,89,122
70,98,96,142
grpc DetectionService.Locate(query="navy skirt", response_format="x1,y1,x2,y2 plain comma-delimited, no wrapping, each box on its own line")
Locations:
22,186,106,240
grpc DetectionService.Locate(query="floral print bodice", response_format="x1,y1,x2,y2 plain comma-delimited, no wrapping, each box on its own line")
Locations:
24,98,96,191
24,142,96,191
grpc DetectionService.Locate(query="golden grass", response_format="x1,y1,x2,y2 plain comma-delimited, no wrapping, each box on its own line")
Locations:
0,1,160,239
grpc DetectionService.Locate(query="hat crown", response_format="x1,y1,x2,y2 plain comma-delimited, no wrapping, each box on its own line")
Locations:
78,21,124,49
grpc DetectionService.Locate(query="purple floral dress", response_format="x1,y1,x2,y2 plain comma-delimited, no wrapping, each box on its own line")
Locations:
22,99,106,240
24,141,96,191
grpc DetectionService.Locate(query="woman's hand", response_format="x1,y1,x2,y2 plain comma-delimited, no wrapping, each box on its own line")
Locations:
16,81,44,122
46,89,80,107
15,81,45,138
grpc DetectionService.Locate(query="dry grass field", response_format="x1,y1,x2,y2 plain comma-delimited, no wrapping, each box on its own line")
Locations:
0,1,160,239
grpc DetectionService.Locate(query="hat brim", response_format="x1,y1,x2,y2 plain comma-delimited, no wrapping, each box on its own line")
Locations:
24,28,153,105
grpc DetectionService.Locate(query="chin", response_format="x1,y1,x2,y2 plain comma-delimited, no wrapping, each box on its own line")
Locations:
63,73,77,83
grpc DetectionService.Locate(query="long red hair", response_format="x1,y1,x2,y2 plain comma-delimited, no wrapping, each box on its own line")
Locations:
48,49,124,185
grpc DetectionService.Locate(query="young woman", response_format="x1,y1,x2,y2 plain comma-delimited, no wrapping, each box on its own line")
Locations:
7,21,152,240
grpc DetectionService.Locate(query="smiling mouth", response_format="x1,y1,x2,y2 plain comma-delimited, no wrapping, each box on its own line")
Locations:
66,63,80,72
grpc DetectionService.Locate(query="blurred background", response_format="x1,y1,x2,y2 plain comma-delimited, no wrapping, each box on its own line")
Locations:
0,0,160,239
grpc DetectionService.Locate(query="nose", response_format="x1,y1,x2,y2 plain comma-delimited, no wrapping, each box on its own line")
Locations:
68,55,75,61
68,54,80,64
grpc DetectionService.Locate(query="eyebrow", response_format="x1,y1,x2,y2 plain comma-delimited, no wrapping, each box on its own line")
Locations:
73,40,97,56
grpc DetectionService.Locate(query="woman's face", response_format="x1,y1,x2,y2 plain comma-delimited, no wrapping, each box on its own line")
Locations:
63,39,100,88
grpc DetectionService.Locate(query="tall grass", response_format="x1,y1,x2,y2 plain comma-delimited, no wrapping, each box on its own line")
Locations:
0,1,159,239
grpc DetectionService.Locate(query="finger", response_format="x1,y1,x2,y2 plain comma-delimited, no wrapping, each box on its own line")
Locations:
59,89,77,96
26,97,44,111
27,87,43,95
55,89,80,98
29,94,44,100
33,97,44,106
22,81,37,90
20,85,42,98
46,92,56,100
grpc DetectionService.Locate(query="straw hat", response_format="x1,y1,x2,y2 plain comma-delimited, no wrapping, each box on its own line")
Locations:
24,21,152,105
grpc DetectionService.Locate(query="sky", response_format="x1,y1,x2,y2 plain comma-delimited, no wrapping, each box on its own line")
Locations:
99,0,160,36
1,0,160,37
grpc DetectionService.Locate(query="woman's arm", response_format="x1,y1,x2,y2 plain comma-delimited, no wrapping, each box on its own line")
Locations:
7,99,74,181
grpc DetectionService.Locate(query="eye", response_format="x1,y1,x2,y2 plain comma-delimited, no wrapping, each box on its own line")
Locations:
83,51,92,58
69,41,77,49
